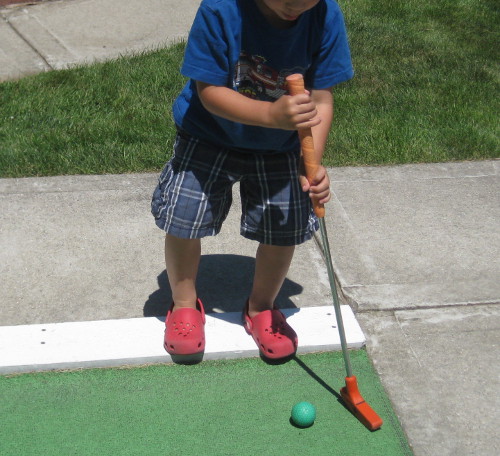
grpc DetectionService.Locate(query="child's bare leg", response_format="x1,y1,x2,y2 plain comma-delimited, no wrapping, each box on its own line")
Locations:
248,243,295,318
164,234,201,309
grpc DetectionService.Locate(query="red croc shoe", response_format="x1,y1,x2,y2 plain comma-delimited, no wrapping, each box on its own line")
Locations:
243,301,298,360
164,299,206,355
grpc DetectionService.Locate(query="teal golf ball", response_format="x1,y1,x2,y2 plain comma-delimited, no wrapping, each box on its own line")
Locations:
291,401,316,427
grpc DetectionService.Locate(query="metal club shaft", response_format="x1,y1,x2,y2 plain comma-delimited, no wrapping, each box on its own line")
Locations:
318,218,353,378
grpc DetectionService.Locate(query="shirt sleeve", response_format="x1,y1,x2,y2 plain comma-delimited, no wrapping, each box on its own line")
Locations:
180,4,232,86
307,1,354,89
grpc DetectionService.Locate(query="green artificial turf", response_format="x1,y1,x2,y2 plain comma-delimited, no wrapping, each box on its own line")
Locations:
0,351,413,456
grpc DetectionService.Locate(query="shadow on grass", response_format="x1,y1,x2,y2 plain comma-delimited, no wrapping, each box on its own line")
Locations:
294,355,384,432
293,355,343,402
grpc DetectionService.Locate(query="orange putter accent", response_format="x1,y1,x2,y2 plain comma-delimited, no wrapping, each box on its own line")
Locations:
285,73,325,218
286,73,383,431
341,376,383,431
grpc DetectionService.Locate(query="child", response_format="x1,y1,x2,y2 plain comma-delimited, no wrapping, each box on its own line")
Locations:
152,0,353,360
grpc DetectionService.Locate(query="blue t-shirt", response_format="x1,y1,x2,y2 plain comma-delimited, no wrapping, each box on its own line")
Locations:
173,0,354,152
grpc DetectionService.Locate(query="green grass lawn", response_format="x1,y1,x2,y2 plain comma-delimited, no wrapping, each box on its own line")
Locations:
0,0,498,177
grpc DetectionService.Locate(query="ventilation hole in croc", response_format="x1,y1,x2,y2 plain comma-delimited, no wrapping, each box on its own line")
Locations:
267,348,274,354
198,342,202,348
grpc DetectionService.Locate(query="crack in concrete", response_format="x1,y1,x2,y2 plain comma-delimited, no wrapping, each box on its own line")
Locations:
3,13,52,70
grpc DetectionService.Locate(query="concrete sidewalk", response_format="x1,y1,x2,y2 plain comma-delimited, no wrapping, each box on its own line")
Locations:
0,0,201,81
1,164,499,456
1,1,499,455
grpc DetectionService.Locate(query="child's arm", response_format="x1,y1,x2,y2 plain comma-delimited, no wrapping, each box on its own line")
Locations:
310,88,333,167
198,80,333,206
196,81,321,132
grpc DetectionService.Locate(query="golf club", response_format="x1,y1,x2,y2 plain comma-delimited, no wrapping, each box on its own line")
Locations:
286,74,383,431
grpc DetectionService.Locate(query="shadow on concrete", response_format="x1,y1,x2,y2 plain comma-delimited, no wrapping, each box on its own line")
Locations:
143,253,303,318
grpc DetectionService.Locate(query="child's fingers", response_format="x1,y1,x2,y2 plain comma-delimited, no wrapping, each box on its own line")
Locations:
290,98,318,125
309,192,331,207
298,174,310,192
308,165,329,186
309,184,331,201
299,164,330,204
313,190,331,205
294,95,317,116
271,93,319,130
296,115,321,130
307,166,331,203
300,178,330,204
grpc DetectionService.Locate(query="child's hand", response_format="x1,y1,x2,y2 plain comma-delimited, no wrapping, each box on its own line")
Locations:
299,164,331,205
270,91,321,130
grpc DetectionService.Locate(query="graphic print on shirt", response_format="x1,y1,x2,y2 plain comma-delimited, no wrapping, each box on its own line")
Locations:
234,51,303,101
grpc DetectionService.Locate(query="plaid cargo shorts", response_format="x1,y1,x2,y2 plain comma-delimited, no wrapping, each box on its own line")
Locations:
151,132,318,246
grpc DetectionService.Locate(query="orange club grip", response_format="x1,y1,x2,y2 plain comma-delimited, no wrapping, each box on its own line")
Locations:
286,74,325,218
